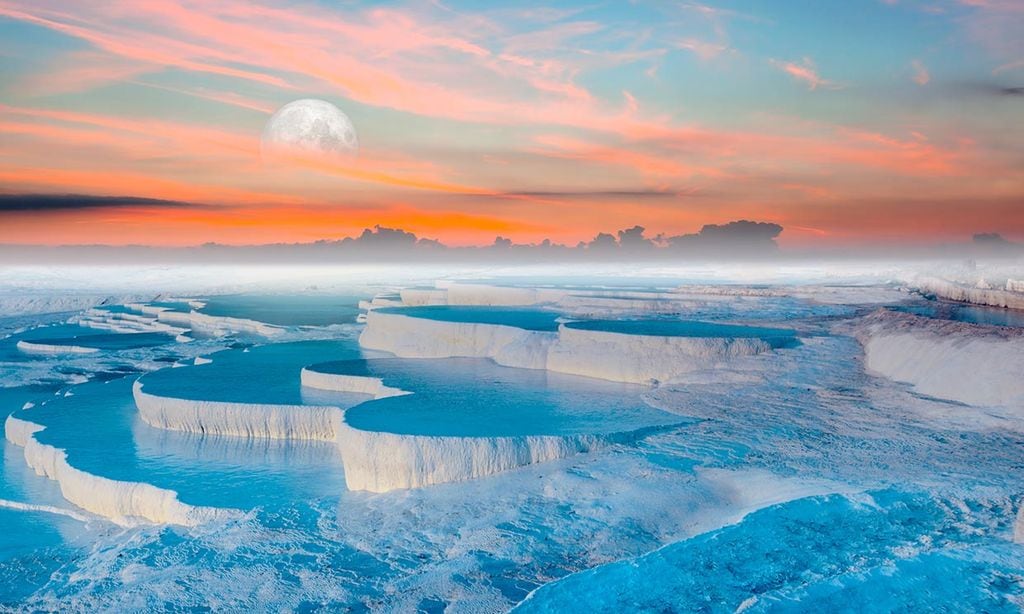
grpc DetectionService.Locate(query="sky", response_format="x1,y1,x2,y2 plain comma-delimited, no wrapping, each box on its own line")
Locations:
0,0,1022,248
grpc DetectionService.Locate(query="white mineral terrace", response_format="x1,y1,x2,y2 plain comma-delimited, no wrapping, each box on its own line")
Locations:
4,414,236,526
359,310,778,385
856,309,1024,409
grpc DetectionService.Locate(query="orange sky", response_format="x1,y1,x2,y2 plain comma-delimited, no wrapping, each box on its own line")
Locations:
1,0,1022,247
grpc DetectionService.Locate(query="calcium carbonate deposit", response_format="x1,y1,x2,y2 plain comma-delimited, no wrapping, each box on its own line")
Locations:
2,264,1023,611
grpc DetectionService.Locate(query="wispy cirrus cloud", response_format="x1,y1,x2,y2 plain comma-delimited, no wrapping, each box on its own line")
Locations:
0,0,1021,246
769,57,842,90
911,59,931,85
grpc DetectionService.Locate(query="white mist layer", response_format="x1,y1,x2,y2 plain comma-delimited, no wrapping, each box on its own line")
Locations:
4,414,234,526
857,310,1024,408
359,311,775,385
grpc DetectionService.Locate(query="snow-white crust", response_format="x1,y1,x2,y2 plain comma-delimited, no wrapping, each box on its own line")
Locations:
548,324,771,385
445,284,546,306
856,310,1024,408
299,368,409,399
77,308,188,335
335,424,647,493
133,368,672,493
16,340,99,355
133,381,337,440
301,369,670,492
399,288,448,306
359,296,404,311
435,282,692,307
358,310,556,370
359,310,776,384
915,276,1024,310
76,300,281,338
155,310,284,338
4,414,234,526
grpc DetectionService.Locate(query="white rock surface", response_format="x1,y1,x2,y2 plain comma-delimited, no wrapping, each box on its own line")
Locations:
359,310,555,370
548,324,772,385
336,424,638,493
304,368,666,492
399,288,448,306
16,340,100,355
133,381,338,440
135,366,670,493
856,310,1024,408
915,276,1024,310
4,415,234,526
156,310,284,337
300,369,409,398
359,310,779,384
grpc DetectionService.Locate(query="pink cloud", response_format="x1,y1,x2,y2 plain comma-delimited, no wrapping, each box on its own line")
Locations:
911,59,930,85
769,58,842,90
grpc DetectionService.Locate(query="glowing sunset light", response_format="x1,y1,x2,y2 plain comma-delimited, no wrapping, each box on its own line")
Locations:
0,0,1021,248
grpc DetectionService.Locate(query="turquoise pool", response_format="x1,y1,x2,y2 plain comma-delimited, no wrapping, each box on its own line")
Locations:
375,306,563,331
314,357,687,437
197,294,368,326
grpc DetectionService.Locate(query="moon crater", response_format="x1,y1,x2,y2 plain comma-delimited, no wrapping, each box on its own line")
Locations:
261,99,358,163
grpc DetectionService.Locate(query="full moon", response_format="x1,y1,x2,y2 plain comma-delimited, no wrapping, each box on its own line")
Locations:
261,99,358,163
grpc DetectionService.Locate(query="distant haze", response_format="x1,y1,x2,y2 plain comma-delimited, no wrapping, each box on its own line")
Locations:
1,222,1020,265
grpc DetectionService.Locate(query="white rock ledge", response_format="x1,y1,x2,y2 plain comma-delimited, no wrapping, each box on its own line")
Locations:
4,414,235,526
155,310,285,338
133,381,338,440
136,367,677,493
359,310,780,385
548,324,773,384
16,340,99,355
358,310,555,370
299,368,409,399
335,425,657,493
855,310,1024,408
915,276,1024,310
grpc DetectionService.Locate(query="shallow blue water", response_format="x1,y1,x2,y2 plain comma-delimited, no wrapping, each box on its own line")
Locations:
376,306,563,331
91,304,137,314
2,284,1024,610
0,384,94,604
891,302,1024,328
515,490,1024,613
145,300,194,313
197,294,367,326
14,377,348,509
1,323,168,362
25,331,173,351
139,339,363,405
315,357,686,437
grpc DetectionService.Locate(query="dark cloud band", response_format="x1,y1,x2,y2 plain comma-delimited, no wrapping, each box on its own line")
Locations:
0,194,204,212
